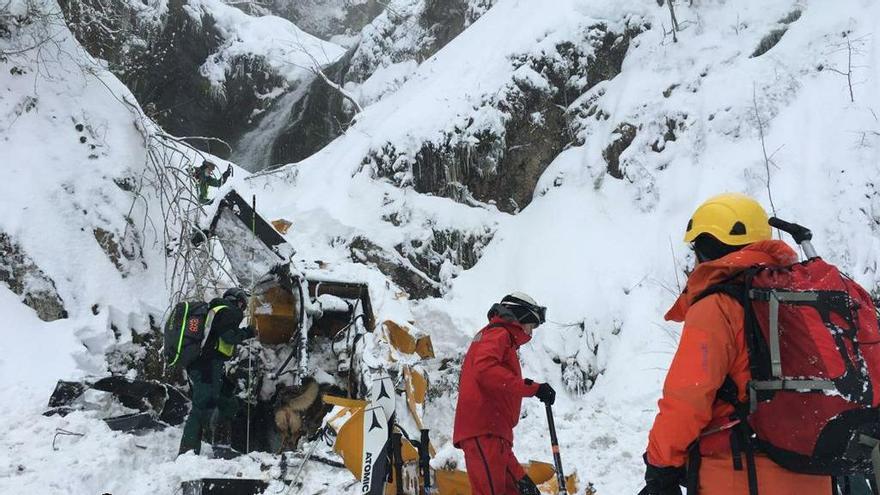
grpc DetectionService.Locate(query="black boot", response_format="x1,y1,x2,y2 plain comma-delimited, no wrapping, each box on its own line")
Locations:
178,425,202,456
210,420,241,459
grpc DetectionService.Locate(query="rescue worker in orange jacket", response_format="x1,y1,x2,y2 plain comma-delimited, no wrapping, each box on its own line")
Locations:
641,193,831,495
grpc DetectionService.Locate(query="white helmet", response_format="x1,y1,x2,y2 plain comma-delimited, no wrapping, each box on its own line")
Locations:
499,292,546,325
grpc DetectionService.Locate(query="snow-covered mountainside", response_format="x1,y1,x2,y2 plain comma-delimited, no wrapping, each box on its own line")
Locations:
3,0,880,493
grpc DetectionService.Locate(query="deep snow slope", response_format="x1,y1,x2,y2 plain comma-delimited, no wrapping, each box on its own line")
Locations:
238,0,880,493
3,0,880,494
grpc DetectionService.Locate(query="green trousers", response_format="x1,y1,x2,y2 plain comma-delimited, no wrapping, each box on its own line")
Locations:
178,360,239,455
838,476,873,495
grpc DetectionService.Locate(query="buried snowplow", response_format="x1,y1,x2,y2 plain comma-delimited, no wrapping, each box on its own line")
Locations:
191,190,381,455
41,189,585,493
204,190,376,388
203,189,584,493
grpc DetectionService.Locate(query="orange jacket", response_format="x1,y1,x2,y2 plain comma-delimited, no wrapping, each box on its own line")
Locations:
646,240,831,493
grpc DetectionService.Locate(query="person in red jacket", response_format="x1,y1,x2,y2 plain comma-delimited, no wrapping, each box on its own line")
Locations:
453,292,556,495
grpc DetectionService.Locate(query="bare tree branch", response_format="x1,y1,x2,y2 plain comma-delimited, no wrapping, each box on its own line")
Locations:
824,32,870,103
667,0,681,40
285,38,364,115
159,134,233,155
752,84,778,218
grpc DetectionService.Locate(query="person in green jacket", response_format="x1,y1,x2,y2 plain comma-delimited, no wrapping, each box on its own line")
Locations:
178,287,256,456
193,160,231,204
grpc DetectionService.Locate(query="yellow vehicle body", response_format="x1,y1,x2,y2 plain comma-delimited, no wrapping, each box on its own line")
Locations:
323,395,581,495
385,320,435,359
251,281,298,344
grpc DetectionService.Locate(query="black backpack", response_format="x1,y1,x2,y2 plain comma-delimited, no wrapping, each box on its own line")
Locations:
163,301,211,369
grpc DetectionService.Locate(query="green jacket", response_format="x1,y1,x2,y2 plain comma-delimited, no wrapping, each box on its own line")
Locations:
189,298,254,368
195,166,228,204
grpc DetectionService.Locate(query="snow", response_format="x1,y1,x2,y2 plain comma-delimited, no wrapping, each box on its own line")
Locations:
193,0,346,87
5,0,880,493
0,286,80,402
349,60,419,107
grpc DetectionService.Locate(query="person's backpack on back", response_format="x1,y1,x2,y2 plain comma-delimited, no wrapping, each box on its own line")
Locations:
699,218,880,495
163,300,212,369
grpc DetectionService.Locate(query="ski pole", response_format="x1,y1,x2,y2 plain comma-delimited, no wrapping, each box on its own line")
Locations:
768,217,818,259
246,341,252,453
545,403,568,495
246,194,257,453
285,434,324,494
418,429,434,495
392,431,404,495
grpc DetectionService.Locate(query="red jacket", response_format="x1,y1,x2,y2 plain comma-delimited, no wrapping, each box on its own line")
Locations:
453,317,540,446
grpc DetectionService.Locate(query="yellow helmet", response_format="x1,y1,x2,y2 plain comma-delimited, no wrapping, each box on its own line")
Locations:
684,193,772,246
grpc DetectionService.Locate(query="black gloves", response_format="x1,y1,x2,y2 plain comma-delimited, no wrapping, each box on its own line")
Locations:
535,383,556,405
517,475,540,495
244,325,257,339
638,454,684,495
524,379,556,405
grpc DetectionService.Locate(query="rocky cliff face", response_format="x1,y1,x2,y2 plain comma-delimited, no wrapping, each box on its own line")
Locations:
0,233,67,321
257,0,499,168
267,0,383,41
59,0,333,158
364,20,646,212
61,0,276,156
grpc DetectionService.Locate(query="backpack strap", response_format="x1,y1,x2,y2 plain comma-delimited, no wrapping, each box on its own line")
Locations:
686,441,702,495
696,267,776,409
708,375,760,495
168,302,191,368
696,270,763,495
201,305,228,350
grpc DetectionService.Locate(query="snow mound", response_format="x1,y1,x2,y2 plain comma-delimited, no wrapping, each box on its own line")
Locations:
193,0,346,87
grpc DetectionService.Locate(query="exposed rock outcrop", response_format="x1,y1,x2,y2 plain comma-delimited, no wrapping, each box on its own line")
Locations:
349,236,441,299
268,0,496,167
0,233,67,321
269,0,384,40
60,0,287,157
365,21,646,212
267,50,357,165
